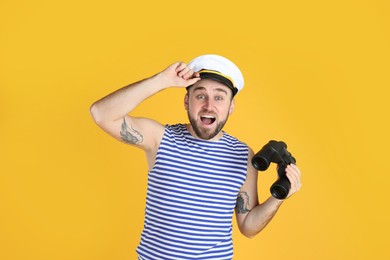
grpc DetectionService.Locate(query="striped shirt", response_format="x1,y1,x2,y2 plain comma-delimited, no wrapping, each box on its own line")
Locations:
136,124,248,260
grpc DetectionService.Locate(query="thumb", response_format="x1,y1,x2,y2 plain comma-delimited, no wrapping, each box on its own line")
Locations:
186,76,201,87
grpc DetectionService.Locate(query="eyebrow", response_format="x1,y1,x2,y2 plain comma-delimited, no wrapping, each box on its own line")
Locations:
192,86,228,95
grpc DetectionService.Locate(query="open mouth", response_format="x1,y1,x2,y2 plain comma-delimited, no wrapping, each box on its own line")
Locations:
200,115,216,125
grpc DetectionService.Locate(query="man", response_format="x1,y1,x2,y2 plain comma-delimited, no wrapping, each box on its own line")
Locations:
90,54,302,260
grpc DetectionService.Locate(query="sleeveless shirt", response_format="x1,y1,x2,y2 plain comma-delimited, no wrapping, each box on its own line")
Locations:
136,124,248,260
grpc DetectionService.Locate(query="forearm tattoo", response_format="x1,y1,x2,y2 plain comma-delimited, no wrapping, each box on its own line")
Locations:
236,192,250,214
120,118,143,144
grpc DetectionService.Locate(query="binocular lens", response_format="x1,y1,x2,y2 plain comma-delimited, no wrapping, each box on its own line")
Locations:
270,176,291,200
271,185,288,200
251,157,269,171
252,147,275,171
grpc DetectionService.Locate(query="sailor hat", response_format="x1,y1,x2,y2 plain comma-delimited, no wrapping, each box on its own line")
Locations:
187,54,244,96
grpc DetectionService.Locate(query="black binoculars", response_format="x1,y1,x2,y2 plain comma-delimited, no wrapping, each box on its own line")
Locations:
251,140,296,200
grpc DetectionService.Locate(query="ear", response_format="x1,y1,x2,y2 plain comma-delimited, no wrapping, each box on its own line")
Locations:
229,99,235,115
184,93,189,111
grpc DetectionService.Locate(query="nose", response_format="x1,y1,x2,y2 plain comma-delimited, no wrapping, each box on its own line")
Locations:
202,97,214,110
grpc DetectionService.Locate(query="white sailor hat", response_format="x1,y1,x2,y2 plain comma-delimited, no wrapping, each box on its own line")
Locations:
188,54,244,96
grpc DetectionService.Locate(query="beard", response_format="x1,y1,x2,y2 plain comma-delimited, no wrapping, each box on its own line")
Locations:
187,110,229,140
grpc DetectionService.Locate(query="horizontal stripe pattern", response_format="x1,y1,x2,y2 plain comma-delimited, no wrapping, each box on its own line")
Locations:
137,124,248,260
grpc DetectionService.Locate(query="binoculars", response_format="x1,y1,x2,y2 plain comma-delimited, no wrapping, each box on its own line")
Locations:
251,140,296,200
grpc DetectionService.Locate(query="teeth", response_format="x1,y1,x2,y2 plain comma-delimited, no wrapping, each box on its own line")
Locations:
202,115,215,119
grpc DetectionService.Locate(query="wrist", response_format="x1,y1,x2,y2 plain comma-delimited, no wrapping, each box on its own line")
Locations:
268,196,284,207
146,73,166,91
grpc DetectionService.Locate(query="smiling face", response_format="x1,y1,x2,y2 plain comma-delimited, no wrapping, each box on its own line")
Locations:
184,79,235,141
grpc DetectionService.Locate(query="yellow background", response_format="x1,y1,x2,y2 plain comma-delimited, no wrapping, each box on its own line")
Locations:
1,0,389,259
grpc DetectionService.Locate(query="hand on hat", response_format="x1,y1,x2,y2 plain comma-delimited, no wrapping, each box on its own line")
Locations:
158,62,201,88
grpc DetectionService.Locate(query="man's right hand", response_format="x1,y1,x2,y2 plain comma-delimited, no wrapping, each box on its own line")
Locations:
156,62,201,88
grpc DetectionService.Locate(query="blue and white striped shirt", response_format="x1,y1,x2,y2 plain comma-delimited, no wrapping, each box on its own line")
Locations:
136,124,248,260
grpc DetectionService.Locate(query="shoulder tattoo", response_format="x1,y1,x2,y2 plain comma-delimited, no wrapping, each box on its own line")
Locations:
236,191,250,214
120,118,143,144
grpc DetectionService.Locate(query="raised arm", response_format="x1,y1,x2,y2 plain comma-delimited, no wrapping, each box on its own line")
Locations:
235,147,302,238
90,62,200,168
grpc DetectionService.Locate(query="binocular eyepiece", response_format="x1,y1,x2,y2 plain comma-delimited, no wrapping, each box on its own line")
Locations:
251,140,296,200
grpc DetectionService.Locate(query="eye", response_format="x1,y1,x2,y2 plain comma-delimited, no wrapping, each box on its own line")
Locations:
196,94,206,100
215,96,224,101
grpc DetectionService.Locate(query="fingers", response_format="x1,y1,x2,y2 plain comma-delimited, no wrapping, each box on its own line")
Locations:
175,62,187,74
163,62,200,87
187,76,201,86
176,62,199,80
286,164,302,194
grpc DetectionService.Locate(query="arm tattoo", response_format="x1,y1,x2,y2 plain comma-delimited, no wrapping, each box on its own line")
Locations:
236,192,250,214
120,118,143,144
